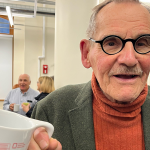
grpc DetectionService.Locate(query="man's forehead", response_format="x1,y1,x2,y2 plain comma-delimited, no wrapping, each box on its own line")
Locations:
97,2,149,21
94,1,150,39
19,75,29,80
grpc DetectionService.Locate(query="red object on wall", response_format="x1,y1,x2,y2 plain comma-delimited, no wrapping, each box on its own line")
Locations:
43,65,48,74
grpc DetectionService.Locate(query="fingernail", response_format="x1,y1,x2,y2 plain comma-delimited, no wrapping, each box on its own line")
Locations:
40,140,48,149
34,129,39,137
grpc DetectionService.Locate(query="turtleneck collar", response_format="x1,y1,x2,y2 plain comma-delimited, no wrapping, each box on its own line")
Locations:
91,72,148,117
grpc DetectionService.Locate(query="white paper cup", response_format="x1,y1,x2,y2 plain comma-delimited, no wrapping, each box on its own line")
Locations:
13,104,20,112
0,109,54,150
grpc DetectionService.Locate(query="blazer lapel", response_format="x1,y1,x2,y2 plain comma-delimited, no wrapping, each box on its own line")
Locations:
68,82,150,150
142,86,150,150
68,81,96,150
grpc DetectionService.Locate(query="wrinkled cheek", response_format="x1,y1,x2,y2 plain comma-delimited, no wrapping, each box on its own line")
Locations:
95,60,110,85
145,66,150,75
143,59,150,71
141,59,150,82
89,53,111,81
96,58,105,71
96,59,110,76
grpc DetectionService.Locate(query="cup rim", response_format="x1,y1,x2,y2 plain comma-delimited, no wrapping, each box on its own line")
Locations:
0,109,34,130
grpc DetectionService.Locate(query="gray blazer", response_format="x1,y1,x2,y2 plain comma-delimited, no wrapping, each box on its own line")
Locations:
32,81,150,150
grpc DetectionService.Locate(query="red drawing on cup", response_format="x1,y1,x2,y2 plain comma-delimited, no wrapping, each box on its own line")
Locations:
12,143,25,149
0,143,11,150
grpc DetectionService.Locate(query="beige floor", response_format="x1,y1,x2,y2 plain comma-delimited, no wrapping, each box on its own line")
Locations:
0,101,3,109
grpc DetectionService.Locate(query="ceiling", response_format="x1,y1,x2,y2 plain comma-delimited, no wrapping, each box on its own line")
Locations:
0,0,55,17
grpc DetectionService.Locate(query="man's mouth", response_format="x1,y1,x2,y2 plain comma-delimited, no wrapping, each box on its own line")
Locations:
20,85,25,87
114,74,138,79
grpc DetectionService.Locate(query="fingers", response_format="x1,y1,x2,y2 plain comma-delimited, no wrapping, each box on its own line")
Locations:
33,127,50,149
21,104,24,109
9,103,14,111
49,138,62,150
28,135,41,150
22,103,30,107
22,103,30,112
33,127,62,150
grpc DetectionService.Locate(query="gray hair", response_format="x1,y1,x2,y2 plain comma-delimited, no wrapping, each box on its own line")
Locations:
18,74,31,82
86,0,150,38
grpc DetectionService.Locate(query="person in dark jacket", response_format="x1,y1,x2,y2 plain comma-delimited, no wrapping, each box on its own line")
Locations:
22,76,55,117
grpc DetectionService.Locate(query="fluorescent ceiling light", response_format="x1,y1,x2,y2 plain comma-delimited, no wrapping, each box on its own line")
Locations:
97,0,100,4
6,6,14,27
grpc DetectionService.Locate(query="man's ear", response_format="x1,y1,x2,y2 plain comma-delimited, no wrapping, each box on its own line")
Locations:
80,39,91,68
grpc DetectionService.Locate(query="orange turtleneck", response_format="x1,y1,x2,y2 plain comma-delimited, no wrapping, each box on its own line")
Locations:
92,73,148,150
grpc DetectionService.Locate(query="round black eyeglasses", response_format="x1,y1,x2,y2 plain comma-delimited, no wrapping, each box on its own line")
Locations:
89,34,150,55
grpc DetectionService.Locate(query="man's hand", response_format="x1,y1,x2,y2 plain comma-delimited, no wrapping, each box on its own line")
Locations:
9,103,15,111
21,103,30,113
28,127,62,150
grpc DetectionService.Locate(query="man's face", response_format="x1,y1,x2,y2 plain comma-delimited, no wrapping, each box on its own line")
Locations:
18,74,31,92
83,2,150,103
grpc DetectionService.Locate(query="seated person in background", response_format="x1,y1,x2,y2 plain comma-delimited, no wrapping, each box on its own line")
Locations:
29,0,150,149
22,76,55,117
12,84,19,89
3,74,39,116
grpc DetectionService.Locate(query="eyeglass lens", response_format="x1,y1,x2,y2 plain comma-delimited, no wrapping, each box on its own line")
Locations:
102,35,150,54
135,35,150,54
103,36,121,54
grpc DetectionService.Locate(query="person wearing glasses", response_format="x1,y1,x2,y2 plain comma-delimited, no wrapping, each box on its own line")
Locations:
27,0,150,149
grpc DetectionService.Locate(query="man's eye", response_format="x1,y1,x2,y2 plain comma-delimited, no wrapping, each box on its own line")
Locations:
104,41,116,47
136,38,150,47
108,42,115,46
137,42,146,46
138,43,144,46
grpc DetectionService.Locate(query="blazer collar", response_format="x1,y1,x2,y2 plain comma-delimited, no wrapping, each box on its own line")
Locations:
142,86,150,150
68,81,150,150
68,81,96,150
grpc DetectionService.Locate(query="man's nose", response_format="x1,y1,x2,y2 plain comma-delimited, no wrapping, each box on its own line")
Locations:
117,42,138,66
20,81,24,84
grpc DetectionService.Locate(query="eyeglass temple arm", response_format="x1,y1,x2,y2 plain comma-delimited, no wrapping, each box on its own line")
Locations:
89,38,96,42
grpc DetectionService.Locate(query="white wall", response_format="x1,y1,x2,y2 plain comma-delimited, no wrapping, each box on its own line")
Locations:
0,36,12,99
148,76,150,85
13,0,104,90
13,16,55,90
14,17,25,84
54,0,98,89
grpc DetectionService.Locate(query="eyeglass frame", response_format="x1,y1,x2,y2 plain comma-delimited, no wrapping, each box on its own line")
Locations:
89,34,150,55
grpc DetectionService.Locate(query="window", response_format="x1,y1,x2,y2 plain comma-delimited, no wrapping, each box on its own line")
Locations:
0,17,10,34
0,15,13,35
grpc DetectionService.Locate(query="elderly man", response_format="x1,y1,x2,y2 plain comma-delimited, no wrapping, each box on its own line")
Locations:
27,0,150,149
3,74,39,116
